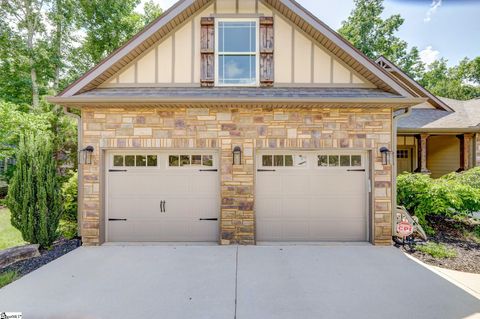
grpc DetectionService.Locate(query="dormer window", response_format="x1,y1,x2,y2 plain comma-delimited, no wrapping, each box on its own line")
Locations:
216,19,259,86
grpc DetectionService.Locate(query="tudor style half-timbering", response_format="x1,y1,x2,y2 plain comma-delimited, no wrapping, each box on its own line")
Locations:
49,0,427,246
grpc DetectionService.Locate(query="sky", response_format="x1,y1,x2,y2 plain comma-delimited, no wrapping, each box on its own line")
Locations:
137,0,480,67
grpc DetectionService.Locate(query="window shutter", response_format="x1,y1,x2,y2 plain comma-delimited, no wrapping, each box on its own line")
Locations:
259,17,274,87
200,17,215,87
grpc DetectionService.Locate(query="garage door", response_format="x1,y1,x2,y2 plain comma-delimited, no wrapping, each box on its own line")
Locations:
256,151,369,242
106,151,220,242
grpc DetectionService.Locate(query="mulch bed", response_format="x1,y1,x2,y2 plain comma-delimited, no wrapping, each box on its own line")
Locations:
0,238,81,277
400,216,480,274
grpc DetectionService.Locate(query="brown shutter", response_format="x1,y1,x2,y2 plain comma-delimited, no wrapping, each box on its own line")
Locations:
259,17,274,87
200,17,215,87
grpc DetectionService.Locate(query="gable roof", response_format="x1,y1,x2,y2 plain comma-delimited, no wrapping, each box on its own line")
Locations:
55,0,416,99
398,97,480,132
376,56,454,112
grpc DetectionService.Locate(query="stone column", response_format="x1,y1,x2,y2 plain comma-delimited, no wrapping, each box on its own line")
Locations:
463,134,473,170
418,133,430,173
477,133,480,166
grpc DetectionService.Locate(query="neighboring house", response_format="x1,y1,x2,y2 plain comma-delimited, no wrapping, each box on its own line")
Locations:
49,0,432,246
377,57,480,178
0,157,15,176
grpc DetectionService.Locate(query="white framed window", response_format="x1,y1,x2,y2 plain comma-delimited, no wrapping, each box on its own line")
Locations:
215,19,259,86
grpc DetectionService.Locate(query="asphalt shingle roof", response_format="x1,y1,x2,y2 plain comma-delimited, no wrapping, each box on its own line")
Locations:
398,97,480,130
78,87,401,99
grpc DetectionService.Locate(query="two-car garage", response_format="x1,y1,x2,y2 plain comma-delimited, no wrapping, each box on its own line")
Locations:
105,150,370,243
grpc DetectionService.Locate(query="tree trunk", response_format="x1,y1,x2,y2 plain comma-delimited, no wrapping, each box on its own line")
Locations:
26,0,40,109
53,0,62,93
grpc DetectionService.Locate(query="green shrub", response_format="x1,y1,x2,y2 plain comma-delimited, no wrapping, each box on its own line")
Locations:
0,271,18,288
61,171,78,222
7,134,63,248
58,220,77,239
447,167,480,189
397,172,480,234
416,242,457,259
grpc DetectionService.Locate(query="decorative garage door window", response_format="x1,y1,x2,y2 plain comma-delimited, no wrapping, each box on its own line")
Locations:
261,155,307,167
113,155,158,167
168,155,213,167
317,155,362,167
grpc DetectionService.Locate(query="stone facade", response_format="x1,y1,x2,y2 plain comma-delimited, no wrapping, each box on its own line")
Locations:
477,133,480,166
81,106,394,246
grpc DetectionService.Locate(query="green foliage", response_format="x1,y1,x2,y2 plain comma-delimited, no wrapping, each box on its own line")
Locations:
0,271,18,288
0,100,51,159
58,219,77,239
338,0,424,79
7,134,63,248
0,208,27,250
419,58,480,100
61,171,77,222
397,171,480,234
416,242,457,259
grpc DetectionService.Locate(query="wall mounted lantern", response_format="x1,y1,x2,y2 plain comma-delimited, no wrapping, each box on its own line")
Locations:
379,146,393,165
233,146,242,165
79,145,94,165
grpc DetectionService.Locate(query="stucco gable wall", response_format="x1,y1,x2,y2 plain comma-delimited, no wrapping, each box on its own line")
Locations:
100,0,374,88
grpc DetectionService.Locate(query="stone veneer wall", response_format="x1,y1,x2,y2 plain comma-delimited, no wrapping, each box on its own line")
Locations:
81,107,393,245
477,133,480,166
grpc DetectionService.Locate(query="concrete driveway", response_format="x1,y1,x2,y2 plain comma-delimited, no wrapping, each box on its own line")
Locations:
0,245,479,319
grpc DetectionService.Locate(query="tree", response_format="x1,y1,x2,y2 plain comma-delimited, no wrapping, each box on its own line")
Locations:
142,0,163,26
419,58,480,100
0,0,51,109
339,0,424,79
7,134,63,248
76,0,143,65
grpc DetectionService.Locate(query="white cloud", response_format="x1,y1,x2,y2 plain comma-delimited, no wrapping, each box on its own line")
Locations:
420,46,440,65
424,0,442,23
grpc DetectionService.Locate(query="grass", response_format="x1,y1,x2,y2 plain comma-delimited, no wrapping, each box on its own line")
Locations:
0,271,18,288
416,242,457,259
0,208,26,250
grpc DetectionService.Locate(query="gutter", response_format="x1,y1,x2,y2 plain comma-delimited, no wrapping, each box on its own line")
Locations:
398,127,480,133
392,107,413,235
63,107,83,238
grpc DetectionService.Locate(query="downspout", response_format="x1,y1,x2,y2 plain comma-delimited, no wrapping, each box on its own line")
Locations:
392,107,412,233
63,107,83,238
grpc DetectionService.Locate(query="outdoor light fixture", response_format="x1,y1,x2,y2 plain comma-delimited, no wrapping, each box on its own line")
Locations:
379,146,393,165
79,145,94,165
233,146,242,165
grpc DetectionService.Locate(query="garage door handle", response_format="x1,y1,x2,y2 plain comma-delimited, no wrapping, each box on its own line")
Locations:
199,169,218,172
109,218,127,221
199,218,218,221
347,169,365,172
257,169,276,172
109,169,127,172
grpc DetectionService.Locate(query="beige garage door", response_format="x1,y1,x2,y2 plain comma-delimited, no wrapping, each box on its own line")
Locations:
256,151,369,242
106,151,220,242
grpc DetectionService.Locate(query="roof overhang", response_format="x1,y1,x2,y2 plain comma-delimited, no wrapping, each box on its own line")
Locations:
47,95,426,109
376,56,454,112
398,127,480,133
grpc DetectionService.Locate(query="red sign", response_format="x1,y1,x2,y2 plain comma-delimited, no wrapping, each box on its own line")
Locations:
396,221,414,237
